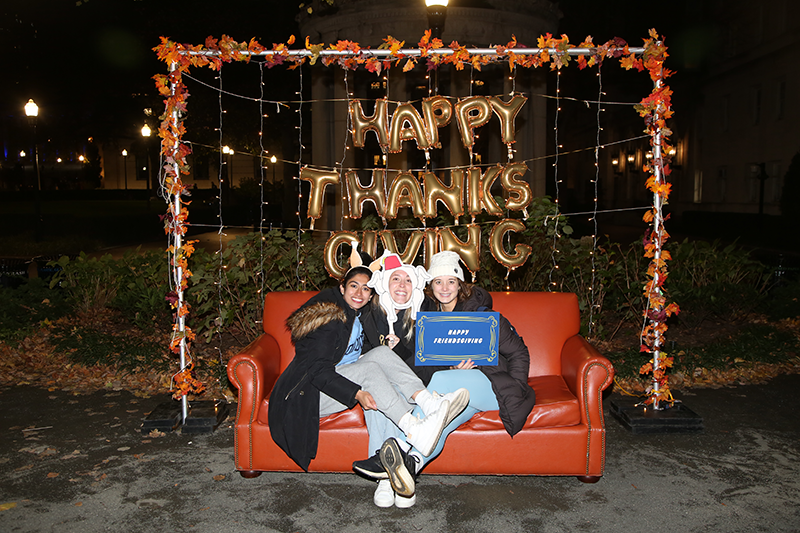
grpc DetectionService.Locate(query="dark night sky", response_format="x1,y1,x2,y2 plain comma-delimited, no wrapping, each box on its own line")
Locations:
2,0,706,154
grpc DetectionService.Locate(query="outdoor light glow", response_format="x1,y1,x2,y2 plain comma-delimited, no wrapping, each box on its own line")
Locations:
24,99,39,117
57,158,62,163
270,155,277,163
141,124,151,137
426,0,448,6
79,155,85,162
19,150,26,158
122,149,128,157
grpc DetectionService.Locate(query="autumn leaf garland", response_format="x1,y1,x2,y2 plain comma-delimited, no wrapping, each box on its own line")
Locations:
153,29,676,405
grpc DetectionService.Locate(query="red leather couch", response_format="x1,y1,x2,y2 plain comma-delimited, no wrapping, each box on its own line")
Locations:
227,291,615,482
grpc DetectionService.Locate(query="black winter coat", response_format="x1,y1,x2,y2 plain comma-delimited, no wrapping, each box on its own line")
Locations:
268,287,364,471
416,286,536,436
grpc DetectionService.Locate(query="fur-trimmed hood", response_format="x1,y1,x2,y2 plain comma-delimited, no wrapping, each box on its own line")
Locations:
286,300,348,343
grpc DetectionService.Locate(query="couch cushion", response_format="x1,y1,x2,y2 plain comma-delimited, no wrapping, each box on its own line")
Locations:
257,399,366,429
257,375,579,431
464,375,580,430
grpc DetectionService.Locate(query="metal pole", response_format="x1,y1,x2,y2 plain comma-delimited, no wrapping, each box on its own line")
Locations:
167,61,189,424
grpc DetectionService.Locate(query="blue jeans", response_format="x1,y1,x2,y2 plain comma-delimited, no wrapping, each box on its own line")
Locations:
364,369,498,468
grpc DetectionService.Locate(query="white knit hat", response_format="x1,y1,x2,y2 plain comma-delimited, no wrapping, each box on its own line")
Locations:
427,250,464,282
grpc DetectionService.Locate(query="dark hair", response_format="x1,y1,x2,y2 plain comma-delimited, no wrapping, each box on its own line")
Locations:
342,266,373,287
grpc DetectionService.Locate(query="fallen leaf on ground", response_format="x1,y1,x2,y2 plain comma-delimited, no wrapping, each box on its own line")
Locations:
212,474,225,481
47,472,59,478
0,502,17,511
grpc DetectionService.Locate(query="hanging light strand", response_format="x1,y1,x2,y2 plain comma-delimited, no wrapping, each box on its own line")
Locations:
547,70,562,291
587,67,604,339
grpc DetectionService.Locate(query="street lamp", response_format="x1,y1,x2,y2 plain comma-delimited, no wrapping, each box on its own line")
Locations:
122,149,129,190
142,123,152,202
24,99,43,240
222,145,234,187
426,0,449,40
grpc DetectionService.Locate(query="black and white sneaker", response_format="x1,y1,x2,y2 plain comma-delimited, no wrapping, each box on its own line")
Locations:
379,437,419,497
353,452,388,480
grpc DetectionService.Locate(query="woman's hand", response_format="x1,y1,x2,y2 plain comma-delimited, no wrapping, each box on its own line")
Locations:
385,334,400,350
452,359,476,370
355,389,378,410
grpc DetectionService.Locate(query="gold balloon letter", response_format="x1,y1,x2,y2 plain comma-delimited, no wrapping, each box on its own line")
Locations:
389,103,431,153
490,219,532,271
350,99,389,149
324,231,359,279
423,170,464,219
346,170,387,219
488,95,527,145
501,163,532,212
454,96,492,149
421,96,452,149
380,230,425,265
386,171,425,220
439,224,481,274
467,165,503,217
299,167,339,223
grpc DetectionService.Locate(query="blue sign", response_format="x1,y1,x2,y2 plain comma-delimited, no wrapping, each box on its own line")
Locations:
415,312,499,366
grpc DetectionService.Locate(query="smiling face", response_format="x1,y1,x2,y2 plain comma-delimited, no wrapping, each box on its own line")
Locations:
430,275,460,312
340,273,372,310
387,270,413,306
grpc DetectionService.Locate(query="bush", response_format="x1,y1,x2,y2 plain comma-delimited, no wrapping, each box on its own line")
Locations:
667,239,771,327
0,278,70,342
188,229,329,344
49,253,121,312
113,249,172,331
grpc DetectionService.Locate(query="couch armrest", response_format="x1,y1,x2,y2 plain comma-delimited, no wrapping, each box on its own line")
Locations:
227,333,282,425
560,335,615,427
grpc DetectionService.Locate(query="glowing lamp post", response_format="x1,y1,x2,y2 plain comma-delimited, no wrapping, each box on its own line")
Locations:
122,149,129,190
426,0,449,40
25,99,43,240
142,123,152,202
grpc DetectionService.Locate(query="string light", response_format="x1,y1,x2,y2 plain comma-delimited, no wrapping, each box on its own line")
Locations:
587,64,604,339
548,69,562,291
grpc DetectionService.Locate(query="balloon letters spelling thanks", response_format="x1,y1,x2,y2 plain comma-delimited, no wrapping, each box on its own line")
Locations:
312,95,533,278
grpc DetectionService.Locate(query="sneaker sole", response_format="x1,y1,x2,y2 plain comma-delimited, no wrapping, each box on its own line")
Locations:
353,464,389,480
444,389,470,427
394,493,416,508
380,439,415,497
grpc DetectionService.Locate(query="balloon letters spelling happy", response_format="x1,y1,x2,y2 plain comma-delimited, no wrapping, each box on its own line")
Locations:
350,98,389,149
388,103,431,153
488,95,527,145
454,96,492,149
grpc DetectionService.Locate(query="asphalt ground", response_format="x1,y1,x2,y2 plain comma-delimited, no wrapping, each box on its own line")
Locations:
1,374,799,533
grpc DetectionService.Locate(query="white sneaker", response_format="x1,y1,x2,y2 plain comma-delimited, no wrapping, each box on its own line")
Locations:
402,401,449,457
394,491,416,508
373,479,394,508
431,388,470,427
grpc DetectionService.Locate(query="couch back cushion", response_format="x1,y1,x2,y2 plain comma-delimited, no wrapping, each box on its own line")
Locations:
262,290,580,377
